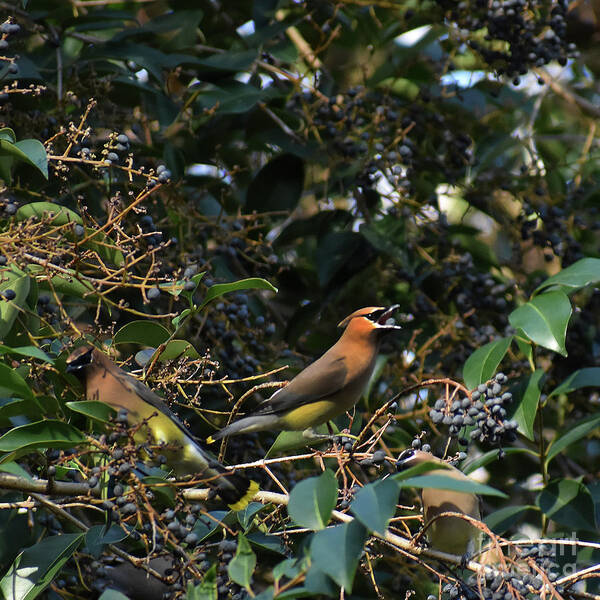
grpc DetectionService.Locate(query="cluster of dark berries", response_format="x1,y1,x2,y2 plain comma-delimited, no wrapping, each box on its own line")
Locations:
0,18,20,78
0,193,18,215
139,213,164,249
1,288,15,300
442,0,579,82
430,373,517,448
287,87,473,204
517,199,586,266
147,163,172,188
103,133,131,166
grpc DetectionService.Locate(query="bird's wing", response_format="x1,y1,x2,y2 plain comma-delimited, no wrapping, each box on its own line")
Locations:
110,365,206,445
253,355,348,416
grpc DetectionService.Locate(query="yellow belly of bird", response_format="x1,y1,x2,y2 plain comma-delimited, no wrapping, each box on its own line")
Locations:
280,400,344,430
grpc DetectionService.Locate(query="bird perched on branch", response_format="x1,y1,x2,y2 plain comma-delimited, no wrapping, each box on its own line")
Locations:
207,305,401,443
66,345,258,510
396,449,482,562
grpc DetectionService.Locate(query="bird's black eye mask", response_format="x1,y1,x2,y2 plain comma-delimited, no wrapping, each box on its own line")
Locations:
367,305,402,328
395,448,415,471
66,347,94,373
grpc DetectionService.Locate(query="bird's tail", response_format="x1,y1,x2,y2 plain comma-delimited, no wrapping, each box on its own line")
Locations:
206,414,280,444
214,470,259,511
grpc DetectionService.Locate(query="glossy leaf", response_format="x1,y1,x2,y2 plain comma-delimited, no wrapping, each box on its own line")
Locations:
66,401,117,423
150,339,199,362
266,425,332,456
199,277,277,309
0,533,84,600
548,367,600,398
16,202,81,225
512,369,544,441
394,474,508,498
546,414,600,465
537,479,596,530
0,420,86,453
351,478,399,534
463,448,533,474
113,321,171,346
0,345,52,364
85,525,129,559
246,154,304,213
0,272,30,340
484,505,535,534
287,469,338,530
227,533,256,589
534,257,600,295
0,362,34,400
463,337,512,389
99,591,129,600
310,519,367,591
0,137,48,182
508,291,572,356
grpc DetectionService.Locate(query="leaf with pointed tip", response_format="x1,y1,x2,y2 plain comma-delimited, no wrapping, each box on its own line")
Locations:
508,291,571,356
351,478,399,534
463,337,512,389
512,369,544,441
288,469,337,530
548,368,600,398
534,257,600,295
310,519,367,591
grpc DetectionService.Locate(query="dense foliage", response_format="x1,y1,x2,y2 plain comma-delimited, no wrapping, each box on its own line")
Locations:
0,0,599,599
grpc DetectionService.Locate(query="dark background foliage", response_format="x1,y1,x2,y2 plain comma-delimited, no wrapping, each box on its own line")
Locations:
0,0,599,598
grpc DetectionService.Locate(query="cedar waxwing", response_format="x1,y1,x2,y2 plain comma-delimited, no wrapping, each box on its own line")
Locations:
65,346,258,510
207,305,401,443
396,449,482,561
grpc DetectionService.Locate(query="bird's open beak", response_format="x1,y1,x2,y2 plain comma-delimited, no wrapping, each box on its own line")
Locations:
378,304,402,329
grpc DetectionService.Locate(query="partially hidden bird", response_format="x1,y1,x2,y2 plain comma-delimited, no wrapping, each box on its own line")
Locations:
396,449,482,562
207,305,401,443
66,345,258,510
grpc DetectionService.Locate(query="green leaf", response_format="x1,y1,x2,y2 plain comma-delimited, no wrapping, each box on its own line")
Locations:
19,195,82,216
192,511,228,542
512,369,544,441
548,368,600,398
199,277,277,309
265,425,333,456
0,138,48,182
288,469,338,530
245,154,304,213
0,420,86,453
0,362,34,400
197,49,258,72
237,502,266,531
537,479,596,530
187,567,217,600
150,339,199,362
85,525,129,559
546,414,600,465
0,272,30,340
0,461,32,478
0,345,52,364
315,232,372,288
113,321,171,346
463,337,512,389
172,308,192,330
508,291,572,356
99,590,130,600
66,401,117,423
394,474,508,498
484,505,534,535
246,531,286,555
351,478,399,534
304,564,337,597
462,448,534,474
0,127,16,143
310,519,367,591
534,257,600,295
0,533,84,600
227,533,256,589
